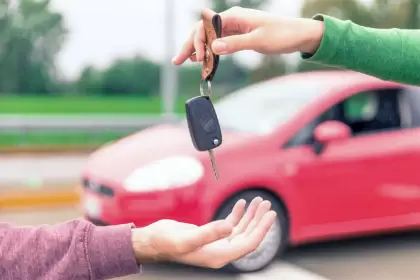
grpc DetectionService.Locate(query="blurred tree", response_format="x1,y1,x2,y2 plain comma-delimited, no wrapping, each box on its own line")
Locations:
302,0,419,29
101,57,160,96
178,64,201,97
369,0,419,28
297,59,337,73
213,56,249,91
76,66,103,94
406,0,419,28
76,0,292,97
0,0,66,94
248,56,287,84
302,0,377,27
77,56,160,96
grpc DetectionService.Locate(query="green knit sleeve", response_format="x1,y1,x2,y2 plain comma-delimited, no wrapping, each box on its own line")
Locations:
301,14,420,86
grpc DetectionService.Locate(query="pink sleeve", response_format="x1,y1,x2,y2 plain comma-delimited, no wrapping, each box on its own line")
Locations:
0,219,141,279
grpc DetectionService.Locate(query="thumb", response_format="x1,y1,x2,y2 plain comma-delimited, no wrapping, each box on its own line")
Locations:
212,33,254,55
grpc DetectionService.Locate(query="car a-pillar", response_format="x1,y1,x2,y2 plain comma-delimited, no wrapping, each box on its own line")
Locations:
212,187,289,273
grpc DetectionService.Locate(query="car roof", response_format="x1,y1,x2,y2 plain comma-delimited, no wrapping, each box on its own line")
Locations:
274,70,384,85
259,70,406,102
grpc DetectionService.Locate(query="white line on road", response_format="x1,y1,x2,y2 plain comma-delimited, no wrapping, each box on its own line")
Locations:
240,262,331,280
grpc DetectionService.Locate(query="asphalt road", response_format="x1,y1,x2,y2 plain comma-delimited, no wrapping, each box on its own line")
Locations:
2,206,420,280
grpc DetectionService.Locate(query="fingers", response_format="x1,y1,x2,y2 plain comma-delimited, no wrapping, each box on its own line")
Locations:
193,22,206,62
211,32,254,55
229,210,277,261
173,6,262,65
225,199,246,226
173,21,205,65
179,220,233,253
244,200,272,236
172,23,199,65
230,197,263,237
189,53,197,62
246,210,277,249
247,210,277,246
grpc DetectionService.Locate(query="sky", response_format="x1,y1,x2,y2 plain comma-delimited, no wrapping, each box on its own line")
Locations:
49,0,304,80
49,0,373,80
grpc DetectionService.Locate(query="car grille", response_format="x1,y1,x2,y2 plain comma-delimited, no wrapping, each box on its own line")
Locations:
82,178,115,197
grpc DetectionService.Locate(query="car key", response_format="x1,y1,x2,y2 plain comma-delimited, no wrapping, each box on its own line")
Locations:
185,8,222,180
185,95,222,179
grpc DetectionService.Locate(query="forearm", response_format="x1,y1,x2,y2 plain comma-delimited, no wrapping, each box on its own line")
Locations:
302,15,420,86
0,220,140,280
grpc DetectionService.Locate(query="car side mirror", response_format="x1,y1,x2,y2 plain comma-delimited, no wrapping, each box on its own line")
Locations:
313,121,351,154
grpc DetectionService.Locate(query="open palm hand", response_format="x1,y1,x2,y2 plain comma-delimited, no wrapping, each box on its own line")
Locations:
132,197,276,269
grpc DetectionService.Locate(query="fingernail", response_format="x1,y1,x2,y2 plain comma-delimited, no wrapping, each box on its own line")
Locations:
171,56,177,63
212,40,227,54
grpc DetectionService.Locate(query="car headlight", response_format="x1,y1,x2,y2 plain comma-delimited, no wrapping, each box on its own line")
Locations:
123,156,204,192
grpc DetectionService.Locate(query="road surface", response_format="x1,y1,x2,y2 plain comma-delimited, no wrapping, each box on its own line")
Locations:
0,155,87,187
1,207,420,280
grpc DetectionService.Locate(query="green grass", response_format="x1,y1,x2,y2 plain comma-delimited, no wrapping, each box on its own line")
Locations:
0,95,189,147
0,95,187,114
0,131,130,147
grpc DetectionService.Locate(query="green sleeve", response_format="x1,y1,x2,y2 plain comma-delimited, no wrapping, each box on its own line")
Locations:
302,14,420,86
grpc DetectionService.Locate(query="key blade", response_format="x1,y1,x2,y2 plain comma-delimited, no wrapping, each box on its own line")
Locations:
208,149,219,180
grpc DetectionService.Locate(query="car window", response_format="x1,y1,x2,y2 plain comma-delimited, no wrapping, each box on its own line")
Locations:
342,91,379,122
341,90,402,136
285,89,406,148
400,87,420,128
214,78,332,134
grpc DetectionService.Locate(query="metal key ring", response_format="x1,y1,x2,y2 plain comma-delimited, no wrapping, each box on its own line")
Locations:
200,79,212,97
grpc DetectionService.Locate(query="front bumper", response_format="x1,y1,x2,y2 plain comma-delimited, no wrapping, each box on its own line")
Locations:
81,179,207,227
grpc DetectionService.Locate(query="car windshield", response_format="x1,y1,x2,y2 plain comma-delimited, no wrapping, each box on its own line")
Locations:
204,77,330,134
180,76,331,134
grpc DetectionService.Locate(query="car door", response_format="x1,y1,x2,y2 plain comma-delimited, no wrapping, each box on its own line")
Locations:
284,88,420,236
386,87,420,221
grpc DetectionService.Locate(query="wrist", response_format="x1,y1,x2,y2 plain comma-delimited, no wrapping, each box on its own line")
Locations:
131,228,161,264
298,19,324,54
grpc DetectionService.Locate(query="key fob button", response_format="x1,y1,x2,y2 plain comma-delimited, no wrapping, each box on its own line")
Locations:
202,118,215,133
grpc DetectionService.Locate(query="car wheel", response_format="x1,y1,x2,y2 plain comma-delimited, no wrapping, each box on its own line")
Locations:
214,190,288,273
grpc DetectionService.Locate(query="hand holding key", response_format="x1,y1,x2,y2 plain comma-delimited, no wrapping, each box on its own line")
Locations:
185,9,223,180
172,6,324,63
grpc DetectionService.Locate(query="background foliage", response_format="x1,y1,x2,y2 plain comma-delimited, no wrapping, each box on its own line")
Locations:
0,0,418,99
1,0,419,147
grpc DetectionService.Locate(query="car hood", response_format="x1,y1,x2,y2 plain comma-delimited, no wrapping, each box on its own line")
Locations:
83,123,253,182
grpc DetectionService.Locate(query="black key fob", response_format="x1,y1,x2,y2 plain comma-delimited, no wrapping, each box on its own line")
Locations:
185,95,222,152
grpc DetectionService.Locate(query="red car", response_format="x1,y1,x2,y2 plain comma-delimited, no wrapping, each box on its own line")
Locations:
81,70,420,273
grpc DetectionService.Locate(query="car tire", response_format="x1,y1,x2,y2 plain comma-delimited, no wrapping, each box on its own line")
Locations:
214,190,288,273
